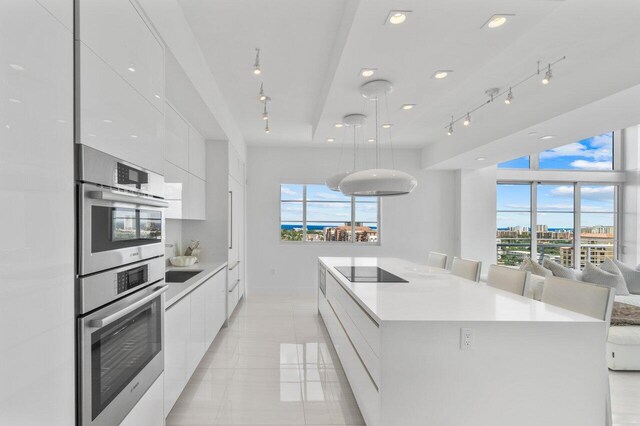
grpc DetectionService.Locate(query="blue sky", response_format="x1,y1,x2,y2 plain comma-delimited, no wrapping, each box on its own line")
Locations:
281,184,377,226
498,133,613,170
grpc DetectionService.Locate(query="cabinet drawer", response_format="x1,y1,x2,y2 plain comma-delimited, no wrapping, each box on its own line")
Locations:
344,288,381,357
77,0,164,110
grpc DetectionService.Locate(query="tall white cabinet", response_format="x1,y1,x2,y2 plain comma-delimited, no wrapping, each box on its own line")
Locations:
0,1,75,424
227,146,246,316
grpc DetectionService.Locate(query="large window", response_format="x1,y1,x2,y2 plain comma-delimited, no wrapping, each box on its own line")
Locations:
496,182,618,268
280,183,379,243
499,132,614,170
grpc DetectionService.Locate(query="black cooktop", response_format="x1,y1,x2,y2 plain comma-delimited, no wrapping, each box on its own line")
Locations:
335,266,408,283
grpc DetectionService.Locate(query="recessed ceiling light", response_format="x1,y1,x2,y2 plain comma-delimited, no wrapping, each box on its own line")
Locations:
9,64,24,71
401,104,415,110
476,157,486,161
334,123,344,128
381,123,393,129
327,138,335,142
387,10,410,25
484,14,513,29
130,134,138,138
432,70,452,80
127,66,136,72
102,119,112,123
360,68,376,78
539,135,555,140
8,98,22,104
154,94,161,99
5,124,10,129
367,138,375,143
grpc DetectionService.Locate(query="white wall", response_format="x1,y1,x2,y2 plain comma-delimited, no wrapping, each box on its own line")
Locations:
246,146,457,292
621,125,640,266
454,167,498,275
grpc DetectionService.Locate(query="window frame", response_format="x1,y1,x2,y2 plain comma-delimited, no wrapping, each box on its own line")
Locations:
279,182,381,245
497,180,620,270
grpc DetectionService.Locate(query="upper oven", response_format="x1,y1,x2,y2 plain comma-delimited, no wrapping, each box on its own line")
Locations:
77,146,168,276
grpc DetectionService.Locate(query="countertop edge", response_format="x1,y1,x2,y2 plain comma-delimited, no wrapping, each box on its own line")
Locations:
165,260,228,309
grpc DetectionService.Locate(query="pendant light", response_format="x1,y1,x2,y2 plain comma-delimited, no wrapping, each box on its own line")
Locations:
340,80,417,197
326,114,366,191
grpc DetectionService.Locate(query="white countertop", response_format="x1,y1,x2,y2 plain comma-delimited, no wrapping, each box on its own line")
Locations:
165,255,228,308
319,257,602,323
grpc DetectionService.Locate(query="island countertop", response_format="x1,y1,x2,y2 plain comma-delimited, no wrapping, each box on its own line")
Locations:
319,256,601,324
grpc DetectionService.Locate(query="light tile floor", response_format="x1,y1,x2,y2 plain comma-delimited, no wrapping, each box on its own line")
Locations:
166,291,365,425
167,292,640,426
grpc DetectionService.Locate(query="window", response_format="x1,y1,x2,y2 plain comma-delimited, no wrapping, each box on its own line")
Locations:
498,132,614,170
280,183,379,243
496,182,618,269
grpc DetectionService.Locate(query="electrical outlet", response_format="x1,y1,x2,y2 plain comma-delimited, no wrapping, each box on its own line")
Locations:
460,328,473,350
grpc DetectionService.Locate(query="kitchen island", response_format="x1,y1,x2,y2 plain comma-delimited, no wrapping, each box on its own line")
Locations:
317,257,608,426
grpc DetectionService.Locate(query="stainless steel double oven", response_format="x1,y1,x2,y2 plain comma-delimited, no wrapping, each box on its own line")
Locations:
76,146,168,426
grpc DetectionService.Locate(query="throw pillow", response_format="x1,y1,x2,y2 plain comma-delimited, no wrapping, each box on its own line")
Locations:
542,257,577,279
613,259,640,295
519,257,552,277
582,261,629,296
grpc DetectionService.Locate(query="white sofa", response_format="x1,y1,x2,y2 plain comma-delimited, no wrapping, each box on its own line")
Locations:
528,274,640,371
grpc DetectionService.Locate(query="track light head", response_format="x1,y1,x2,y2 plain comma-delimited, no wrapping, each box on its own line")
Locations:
463,113,471,126
253,48,261,76
542,64,552,85
505,88,513,104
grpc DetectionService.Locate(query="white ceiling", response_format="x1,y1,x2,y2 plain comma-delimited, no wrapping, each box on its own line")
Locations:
177,0,640,167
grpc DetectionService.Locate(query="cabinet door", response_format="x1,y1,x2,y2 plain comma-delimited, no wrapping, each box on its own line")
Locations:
164,299,189,414
77,0,164,110
77,44,164,173
227,278,240,319
188,128,206,180
185,174,206,220
228,178,241,265
188,285,206,376
204,271,227,348
165,104,189,171
164,161,188,220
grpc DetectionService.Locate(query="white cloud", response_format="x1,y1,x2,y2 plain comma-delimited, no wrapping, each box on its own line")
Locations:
539,141,611,162
281,187,299,197
580,185,614,202
537,203,574,211
550,185,573,197
570,160,612,170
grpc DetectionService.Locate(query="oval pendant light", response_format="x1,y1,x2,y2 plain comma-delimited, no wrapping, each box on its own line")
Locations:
340,168,417,196
325,171,352,191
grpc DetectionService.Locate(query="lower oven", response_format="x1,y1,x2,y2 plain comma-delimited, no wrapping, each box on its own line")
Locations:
78,282,167,426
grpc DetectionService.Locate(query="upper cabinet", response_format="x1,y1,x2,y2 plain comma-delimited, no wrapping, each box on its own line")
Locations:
189,129,206,181
75,0,165,174
76,0,164,111
165,104,189,171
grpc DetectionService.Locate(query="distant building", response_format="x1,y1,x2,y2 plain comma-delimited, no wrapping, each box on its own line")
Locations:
325,222,377,242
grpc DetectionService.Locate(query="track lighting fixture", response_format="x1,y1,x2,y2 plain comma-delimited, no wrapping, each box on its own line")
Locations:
542,64,552,85
258,83,267,101
504,87,513,104
253,48,261,75
262,103,268,120
444,56,565,135
265,120,270,134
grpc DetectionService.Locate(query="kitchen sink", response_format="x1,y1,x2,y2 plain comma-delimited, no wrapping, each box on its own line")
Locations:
165,270,203,283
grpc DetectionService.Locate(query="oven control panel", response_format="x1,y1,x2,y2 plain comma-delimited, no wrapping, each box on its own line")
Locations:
116,264,148,294
117,162,148,189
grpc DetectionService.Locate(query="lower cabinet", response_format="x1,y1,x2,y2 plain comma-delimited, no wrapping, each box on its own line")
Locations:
164,269,227,416
227,266,241,320
120,373,165,426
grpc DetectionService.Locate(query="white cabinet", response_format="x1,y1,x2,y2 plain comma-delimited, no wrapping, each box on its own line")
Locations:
189,128,206,180
164,161,188,220
228,170,245,309
165,104,189,171
186,174,206,220
228,145,244,183
77,43,164,173
188,285,206,376
120,373,164,426
0,2,75,424
164,297,189,414
164,268,227,417
77,0,164,111
204,270,227,347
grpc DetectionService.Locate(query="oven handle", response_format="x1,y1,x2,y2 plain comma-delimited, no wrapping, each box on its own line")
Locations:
88,285,168,328
88,190,169,208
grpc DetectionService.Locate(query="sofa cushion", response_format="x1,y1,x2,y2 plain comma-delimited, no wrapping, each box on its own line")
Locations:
581,261,629,296
519,257,552,277
614,259,640,295
542,258,577,279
